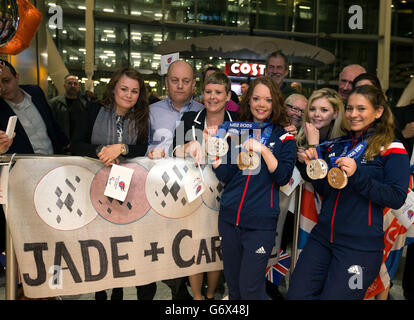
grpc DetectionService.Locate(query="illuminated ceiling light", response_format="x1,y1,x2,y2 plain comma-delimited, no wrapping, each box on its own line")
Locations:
131,11,142,15
103,30,114,33
78,27,86,31
78,5,86,10
103,8,114,12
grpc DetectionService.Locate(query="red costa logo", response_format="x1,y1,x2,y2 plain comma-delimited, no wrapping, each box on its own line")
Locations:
225,62,266,77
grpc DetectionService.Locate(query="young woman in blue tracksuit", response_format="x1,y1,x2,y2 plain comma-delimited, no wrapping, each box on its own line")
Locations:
211,77,296,300
287,85,411,300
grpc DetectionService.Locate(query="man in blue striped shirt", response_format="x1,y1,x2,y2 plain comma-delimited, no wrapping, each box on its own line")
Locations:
147,60,204,159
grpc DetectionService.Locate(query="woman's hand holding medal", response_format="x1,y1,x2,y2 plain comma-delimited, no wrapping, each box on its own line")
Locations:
184,140,204,166
237,138,262,171
326,157,356,189
302,146,329,181
334,157,357,177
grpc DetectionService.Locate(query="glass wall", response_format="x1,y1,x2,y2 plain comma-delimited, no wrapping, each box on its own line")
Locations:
46,0,413,103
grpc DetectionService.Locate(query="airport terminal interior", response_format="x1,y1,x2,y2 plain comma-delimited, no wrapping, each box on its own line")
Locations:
1,0,414,302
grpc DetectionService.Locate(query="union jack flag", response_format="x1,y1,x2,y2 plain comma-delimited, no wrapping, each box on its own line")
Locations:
265,250,291,286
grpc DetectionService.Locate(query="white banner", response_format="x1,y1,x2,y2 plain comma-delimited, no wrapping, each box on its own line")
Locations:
6,156,224,298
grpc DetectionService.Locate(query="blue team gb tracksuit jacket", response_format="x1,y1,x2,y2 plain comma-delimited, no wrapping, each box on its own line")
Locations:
214,125,296,231
308,131,410,252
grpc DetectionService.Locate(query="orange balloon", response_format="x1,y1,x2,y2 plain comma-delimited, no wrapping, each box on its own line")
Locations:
0,0,42,55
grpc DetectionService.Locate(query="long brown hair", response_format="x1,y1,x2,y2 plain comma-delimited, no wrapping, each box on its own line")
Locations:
239,76,290,127
101,68,149,143
348,85,394,161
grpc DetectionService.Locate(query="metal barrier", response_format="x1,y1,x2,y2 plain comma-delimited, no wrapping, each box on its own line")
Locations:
5,222,17,300
290,183,303,275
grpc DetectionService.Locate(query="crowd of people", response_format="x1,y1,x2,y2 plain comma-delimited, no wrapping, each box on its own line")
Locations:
0,49,414,301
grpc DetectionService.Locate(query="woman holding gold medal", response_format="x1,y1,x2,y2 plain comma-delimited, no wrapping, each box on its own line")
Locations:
211,77,296,300
172,72,237,300
287,85,410,300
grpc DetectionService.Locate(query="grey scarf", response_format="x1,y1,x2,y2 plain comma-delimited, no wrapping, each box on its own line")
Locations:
91,107,137,146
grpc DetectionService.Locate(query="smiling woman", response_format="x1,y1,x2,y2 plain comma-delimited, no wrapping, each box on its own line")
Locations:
211,76,296,300
70,68,149,166
172,71,237,300
69,67,157,300
296,88,348,151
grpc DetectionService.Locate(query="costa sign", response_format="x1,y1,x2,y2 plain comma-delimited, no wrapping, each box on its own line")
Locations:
225,62,266,77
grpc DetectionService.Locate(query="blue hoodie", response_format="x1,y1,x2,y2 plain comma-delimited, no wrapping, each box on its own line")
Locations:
308,132,410,251
214,125,296,230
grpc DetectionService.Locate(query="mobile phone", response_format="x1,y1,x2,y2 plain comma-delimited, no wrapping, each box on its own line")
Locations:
5,115,17,139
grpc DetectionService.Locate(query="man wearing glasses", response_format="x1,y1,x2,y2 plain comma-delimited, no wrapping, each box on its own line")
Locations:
283,93,308,137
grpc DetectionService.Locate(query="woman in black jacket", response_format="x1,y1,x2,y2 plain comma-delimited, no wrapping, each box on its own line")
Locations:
71,68,148,165
70,68,155,300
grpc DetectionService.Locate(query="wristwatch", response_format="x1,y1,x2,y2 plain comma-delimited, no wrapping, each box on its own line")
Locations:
120,144,129,156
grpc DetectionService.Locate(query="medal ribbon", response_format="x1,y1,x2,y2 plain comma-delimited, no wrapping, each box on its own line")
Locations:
329,139,368,168
219,121,274,146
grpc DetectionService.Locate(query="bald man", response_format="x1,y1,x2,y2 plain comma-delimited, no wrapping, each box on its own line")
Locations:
147,60,204,159
338,64,366,102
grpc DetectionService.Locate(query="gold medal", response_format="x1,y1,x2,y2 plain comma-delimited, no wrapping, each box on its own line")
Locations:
237,152,249,170
327,167,348,189
237,151,260,170
306,159,328,180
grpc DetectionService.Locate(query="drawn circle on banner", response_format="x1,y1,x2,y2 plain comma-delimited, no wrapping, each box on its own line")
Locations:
90,163,150,224
33,165,98,231
201,166,224,212
145,159,202,218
